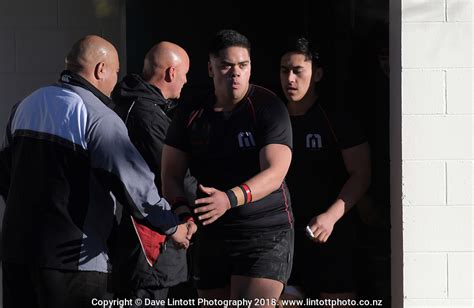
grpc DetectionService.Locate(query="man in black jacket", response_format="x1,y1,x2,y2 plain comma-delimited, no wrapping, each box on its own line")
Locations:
110,42,197,306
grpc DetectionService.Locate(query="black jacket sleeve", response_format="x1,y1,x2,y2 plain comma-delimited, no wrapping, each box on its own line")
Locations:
126,108,168,193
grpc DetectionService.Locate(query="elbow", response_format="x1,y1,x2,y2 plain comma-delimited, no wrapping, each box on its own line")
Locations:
361,170,371,193
271,173,288,193
349,169,371,194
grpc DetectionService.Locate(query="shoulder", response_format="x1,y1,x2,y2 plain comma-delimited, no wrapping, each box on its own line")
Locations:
247,85,282,106
318,104,354,126
62,83,124,127
247,85,288,118
176,91,211,115
318,103,367,146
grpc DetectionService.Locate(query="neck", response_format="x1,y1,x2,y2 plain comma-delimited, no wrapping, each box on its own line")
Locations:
287,87,319,116
144,75,169,99
214,87,248,111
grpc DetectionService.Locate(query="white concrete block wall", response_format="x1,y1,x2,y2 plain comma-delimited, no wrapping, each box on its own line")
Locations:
402,70,445,114
0,1,126,306
404,253,447,298
402,115,473,160
403,206,473,252
402,161,446,205
448,253,474,299
447,69,474,114
402,0,474,306
447,161,474,204
402,23,473,68
402,0,445,22
447,0,474,21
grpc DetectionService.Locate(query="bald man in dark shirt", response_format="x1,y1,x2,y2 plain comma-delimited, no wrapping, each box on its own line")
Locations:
111,41,197,306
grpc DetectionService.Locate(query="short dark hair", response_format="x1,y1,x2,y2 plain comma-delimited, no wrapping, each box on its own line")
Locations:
209,29,251,57
281,37,321,68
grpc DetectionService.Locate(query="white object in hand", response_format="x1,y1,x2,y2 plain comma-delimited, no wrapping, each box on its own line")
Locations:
305,226,314,238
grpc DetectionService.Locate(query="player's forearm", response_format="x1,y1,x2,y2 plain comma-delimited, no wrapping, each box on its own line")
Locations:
243,166,287,201
162,175,187,202
328,171,371,220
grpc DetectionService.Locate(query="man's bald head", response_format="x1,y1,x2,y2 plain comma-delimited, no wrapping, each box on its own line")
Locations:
65,35,120,97
142,42,190,99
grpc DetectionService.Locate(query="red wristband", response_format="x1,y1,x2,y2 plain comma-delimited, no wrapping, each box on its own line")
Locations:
240,183,252,203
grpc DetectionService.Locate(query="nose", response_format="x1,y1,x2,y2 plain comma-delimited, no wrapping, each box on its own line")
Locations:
231,65,241,77
287,71,296,84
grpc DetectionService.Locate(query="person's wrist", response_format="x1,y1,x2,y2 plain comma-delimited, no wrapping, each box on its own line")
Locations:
224,189,237,208
325,208,342,223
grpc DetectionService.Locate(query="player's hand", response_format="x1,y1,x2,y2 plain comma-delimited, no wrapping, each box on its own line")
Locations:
307,212,337,243
170,223,191,249
194,184,231,225
185,219,197,240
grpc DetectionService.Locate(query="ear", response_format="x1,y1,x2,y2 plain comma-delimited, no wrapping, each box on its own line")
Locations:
313,67,324,83
165,67,175,82
94,62,106,80
208,61,213,78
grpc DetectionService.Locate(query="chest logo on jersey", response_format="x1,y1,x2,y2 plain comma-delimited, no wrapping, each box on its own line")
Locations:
306,133,322,149
238,131,256,148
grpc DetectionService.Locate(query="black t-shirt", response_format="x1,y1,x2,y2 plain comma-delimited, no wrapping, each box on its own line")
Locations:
286,100,366,231
165,84,293,234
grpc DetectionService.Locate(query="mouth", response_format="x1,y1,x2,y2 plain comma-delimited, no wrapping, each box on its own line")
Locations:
286,87,297,93
231,81,240,90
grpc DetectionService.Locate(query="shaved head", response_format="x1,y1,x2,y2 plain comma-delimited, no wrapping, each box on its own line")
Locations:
65,35,120,97
142,41,190,99
66,35,115,73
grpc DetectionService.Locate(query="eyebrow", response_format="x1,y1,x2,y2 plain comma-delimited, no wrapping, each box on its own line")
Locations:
280,64,305,69
221,60,250,65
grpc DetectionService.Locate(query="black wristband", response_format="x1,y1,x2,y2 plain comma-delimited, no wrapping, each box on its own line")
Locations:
225,189,238,208
237,185,248,204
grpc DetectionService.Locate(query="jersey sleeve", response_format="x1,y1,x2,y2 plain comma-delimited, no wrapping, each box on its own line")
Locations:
256,98,293,150
164,102,192,153
329,108,367,149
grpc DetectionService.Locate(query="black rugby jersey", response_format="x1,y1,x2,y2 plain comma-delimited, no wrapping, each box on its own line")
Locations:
285,100,366,230
166,84,293,234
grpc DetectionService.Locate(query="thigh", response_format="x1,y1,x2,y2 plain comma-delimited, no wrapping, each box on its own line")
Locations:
231,276,282,308
231,229,294,285
2,262,38,308
198,286,231,308
297,222,356,296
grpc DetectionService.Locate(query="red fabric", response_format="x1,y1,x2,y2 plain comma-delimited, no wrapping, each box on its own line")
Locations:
131,217,166,266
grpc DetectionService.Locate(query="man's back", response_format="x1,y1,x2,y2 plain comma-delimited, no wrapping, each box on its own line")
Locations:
1,75,180,272
3,81,131,272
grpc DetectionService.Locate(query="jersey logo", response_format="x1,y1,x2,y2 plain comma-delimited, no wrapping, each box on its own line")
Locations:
61,74,71,83
238,131,256,148
306,133,322,149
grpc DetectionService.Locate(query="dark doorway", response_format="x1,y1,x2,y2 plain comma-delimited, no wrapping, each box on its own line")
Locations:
126,0,391,306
